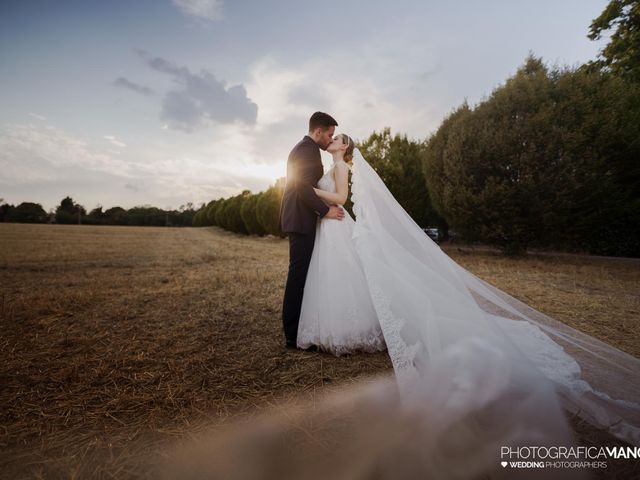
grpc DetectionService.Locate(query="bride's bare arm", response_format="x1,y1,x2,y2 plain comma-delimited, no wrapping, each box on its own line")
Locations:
313,162,349,205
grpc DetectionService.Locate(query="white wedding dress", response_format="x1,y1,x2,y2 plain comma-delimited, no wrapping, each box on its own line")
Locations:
297,164,386,355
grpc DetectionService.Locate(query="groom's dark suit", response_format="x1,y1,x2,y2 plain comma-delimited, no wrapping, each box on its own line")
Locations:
280,135,330,346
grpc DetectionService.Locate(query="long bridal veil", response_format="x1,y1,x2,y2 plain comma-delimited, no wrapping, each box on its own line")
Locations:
350,147,640,446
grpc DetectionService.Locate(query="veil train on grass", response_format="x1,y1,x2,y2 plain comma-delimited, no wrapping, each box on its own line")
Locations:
350,146,640,446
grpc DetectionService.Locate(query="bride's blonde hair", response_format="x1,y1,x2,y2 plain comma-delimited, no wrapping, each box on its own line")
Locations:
340,134,355,164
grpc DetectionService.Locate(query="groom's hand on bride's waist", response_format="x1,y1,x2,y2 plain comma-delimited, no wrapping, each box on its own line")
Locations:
325,205,345,221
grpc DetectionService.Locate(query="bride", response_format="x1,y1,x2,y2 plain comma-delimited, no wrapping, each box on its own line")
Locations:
297,133,640,448
297,133,386,355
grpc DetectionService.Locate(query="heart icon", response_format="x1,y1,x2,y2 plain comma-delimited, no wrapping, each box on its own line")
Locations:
501,462,508,468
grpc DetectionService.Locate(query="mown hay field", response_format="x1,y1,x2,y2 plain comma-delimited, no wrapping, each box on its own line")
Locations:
1,223,638,479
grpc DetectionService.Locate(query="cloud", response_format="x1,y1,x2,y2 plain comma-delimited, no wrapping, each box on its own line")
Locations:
136,49,258,132
171,0,223,22
104,135,127,148
0,123,144,209
287,84,330,110
0,121,279,209
4,17,447,210
28,112,47,121
239,54,426,166
112,77,154,96
240,25,445,157
0,123,135,184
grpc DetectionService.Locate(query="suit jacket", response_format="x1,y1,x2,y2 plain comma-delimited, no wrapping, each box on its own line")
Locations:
279,135,330,235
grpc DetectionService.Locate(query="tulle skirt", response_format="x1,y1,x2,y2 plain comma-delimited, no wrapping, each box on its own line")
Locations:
297,211,386,356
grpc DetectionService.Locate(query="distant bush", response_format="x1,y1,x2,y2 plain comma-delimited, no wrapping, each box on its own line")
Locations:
5,202,48,223
193,208,206,227
223,192,250,234
214,199,228,228
103,207,127,225
240,193,266,235
256,182,285,237
55,196,85,224
204,200,222,226
194,180,285,238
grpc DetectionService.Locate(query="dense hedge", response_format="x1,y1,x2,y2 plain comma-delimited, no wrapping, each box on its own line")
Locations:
193,180,286,238
423,55,640,256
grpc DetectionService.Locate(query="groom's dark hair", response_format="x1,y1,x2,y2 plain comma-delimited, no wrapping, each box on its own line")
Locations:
309,111,338,132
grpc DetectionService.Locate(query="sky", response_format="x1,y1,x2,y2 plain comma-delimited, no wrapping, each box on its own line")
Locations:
0,0,610,212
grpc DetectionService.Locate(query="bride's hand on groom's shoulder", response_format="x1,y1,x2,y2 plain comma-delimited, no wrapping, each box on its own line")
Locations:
325,205,345,221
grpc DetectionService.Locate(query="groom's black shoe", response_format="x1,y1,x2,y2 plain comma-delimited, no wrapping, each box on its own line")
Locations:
285,341,298,350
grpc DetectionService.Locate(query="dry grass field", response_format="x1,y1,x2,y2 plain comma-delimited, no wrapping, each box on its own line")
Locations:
1,223,638,479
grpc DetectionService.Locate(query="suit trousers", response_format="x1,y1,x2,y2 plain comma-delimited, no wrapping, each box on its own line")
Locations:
282,231,316,345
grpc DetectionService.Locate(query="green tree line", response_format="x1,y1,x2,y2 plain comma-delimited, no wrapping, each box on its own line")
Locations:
192,180,286,236
0,196,197,227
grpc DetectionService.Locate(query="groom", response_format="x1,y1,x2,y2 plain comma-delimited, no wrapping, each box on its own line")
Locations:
279,111,345,349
